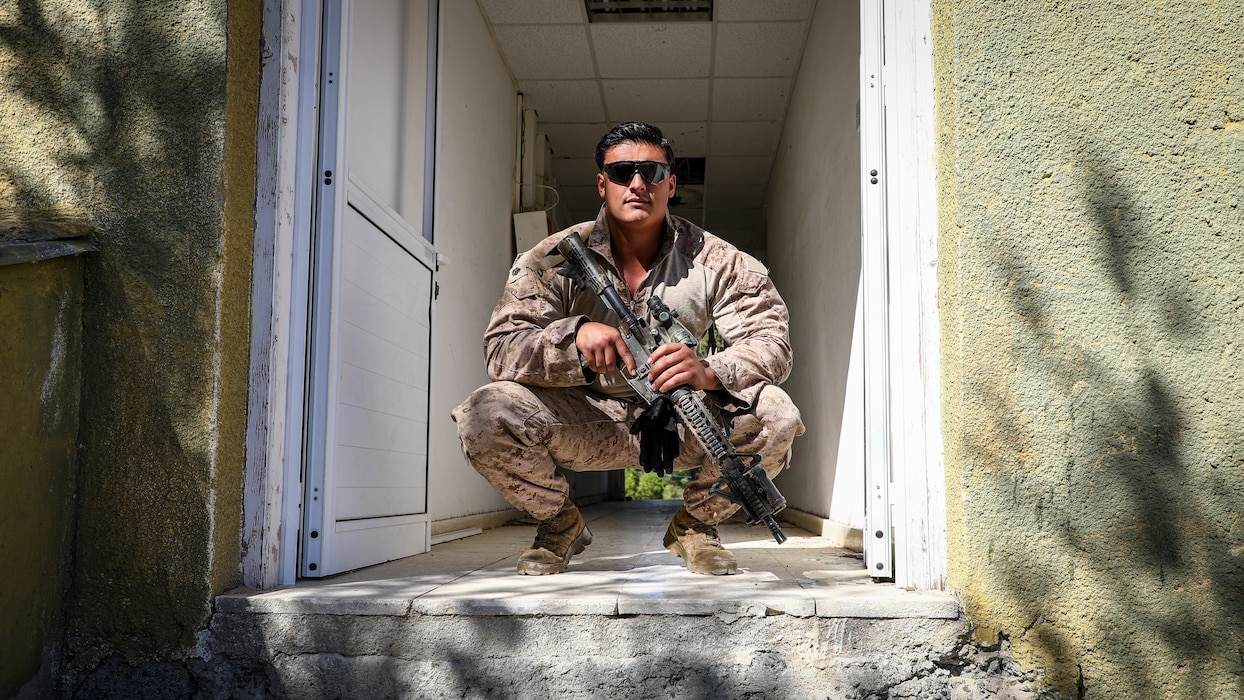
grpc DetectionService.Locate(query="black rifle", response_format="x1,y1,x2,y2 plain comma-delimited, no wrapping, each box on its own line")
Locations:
555,231,788,544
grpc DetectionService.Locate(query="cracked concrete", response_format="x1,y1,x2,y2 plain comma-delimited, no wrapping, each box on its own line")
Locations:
205,613,1046,699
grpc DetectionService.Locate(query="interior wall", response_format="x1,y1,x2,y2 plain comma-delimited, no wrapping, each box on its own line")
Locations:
426,0,521,522
765,0,865,529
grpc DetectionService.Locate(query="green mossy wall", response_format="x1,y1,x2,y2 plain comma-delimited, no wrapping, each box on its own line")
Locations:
935,1,1244,696
0,0,257,683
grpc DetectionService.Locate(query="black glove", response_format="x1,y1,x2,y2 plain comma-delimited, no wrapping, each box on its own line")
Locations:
629,396,680,477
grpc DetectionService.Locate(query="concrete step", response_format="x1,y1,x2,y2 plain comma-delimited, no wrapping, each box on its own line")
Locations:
210,501,1034,698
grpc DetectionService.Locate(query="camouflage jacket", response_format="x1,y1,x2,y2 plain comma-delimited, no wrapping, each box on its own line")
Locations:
483,208,793,409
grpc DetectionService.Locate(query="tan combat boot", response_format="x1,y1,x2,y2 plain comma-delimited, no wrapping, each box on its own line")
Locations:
517,499,592,575
663,506,738,575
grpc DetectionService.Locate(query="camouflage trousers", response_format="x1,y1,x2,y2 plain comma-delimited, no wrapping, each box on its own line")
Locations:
451,382,804,524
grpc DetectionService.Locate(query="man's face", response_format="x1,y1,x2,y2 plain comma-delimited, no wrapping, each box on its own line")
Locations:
596,141,676,231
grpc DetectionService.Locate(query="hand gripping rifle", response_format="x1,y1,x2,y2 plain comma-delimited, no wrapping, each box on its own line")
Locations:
555,231,788,544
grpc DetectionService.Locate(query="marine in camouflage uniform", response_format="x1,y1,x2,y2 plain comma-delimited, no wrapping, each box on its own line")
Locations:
452,122,803,575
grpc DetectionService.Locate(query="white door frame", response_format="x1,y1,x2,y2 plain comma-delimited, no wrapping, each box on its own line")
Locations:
244,0,323,589
860,0,947,591
860,0,893,581
246,0,945,592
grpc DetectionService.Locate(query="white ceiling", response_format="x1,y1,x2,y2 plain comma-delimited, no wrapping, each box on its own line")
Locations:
476,0,817,257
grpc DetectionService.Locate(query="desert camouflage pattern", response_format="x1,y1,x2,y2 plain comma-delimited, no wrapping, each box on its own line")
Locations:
452,208,804,524
454,381,802,524
483,208,793,407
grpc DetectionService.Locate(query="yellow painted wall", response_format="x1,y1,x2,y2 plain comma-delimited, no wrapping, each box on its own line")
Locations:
0,250,85,698
935,1,1244,696
0,0,258,690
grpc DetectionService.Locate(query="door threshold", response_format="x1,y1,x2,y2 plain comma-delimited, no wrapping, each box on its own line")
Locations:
218,500,957,620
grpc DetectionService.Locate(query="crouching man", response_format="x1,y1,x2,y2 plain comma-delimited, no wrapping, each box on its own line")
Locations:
452,122,803,576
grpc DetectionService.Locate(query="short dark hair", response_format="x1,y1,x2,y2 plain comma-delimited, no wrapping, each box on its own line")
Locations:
594,122,675,170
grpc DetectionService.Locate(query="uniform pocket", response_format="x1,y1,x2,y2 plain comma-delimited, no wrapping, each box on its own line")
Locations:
737,269,769,295
506,267,543,300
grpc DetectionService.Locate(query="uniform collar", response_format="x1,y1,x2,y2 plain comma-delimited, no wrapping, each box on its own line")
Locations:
586,206,704,274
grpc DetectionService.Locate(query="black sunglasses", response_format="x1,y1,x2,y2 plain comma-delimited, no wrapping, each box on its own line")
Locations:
601,160,672,186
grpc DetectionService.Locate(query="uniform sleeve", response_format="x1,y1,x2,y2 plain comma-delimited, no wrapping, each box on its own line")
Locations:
703,253,793,409
482,257,590,387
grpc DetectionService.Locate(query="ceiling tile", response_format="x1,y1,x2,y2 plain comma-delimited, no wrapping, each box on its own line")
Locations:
494,26,595,80
477,0,840,258
715,0,815,22
541,121,708,160
654,121,708,156
714,22,807,77
591,23,712,79
540,122,612,159
711,78,791,121
603,79,709,122
518,80,606,122
708,121,781,156
477,0,584,25
707,155,773,185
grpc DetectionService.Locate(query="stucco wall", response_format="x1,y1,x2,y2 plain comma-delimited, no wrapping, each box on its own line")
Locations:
766,0,865,530
0,0,258,685
935,1,1244,696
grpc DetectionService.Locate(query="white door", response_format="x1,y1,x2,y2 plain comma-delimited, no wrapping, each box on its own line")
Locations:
302,0,439,577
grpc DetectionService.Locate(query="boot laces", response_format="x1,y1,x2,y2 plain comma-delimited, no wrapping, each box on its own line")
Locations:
533,524,559,552
533,511,576,554
683,517,723,548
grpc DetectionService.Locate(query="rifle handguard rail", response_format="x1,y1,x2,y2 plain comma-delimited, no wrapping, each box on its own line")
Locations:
554,231,788,544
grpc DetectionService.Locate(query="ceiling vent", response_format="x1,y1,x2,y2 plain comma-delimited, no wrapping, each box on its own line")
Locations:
585,0,713,23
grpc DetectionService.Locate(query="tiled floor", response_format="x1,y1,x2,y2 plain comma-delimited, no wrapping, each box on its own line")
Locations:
221,500,957,619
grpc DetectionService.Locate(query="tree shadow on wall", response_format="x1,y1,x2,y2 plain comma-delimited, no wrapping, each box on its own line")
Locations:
962,144,1244,697
0,0,237,688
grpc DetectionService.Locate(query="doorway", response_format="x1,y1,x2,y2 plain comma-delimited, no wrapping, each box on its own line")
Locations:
246,0,944,591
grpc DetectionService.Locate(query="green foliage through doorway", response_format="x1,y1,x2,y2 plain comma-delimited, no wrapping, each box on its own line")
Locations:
624,469,686,500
